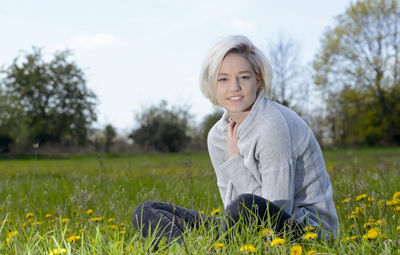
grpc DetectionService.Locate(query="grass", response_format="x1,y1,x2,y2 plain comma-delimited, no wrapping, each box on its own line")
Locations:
0,148,399,254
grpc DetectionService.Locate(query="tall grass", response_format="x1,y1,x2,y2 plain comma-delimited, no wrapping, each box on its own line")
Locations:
0,148,399,254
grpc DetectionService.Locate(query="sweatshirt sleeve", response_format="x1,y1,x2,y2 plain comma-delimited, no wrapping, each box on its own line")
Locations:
255,118,295,214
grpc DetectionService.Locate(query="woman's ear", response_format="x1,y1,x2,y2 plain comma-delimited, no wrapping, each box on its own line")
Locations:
256,73,262,90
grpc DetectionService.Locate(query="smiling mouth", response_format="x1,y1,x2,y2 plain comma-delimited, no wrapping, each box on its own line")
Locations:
228,96,243,101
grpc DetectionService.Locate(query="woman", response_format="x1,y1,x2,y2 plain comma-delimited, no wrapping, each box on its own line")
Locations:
132,35,339,248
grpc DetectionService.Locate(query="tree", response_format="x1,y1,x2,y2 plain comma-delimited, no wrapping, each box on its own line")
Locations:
267,35,308,113
200,108,224,144
104,124,116,152
0,48,97,149
129,100,191,152
313,0,400,145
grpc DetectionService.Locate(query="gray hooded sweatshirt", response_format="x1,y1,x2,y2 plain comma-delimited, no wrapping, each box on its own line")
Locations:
207,94,338,236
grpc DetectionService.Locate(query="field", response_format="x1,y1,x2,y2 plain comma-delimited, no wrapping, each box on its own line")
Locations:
0,147,400,254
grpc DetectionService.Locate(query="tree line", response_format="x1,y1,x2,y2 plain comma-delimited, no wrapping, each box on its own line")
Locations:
1,0,399,154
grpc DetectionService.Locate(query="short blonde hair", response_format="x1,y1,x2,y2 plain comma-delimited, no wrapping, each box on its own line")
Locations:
200,35,273,105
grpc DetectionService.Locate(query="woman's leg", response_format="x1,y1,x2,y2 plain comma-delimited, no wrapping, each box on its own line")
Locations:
223,194,304,239
132,201,213,249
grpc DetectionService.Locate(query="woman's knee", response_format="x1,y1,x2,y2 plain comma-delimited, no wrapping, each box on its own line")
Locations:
131,201,158,230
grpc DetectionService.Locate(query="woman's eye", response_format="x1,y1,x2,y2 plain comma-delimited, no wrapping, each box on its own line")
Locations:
240,76,250,80
218,78,227,82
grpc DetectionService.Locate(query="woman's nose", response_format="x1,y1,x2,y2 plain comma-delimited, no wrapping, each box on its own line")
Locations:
229,78,241,92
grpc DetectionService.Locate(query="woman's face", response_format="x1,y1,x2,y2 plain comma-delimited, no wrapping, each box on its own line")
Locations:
216,53,260,117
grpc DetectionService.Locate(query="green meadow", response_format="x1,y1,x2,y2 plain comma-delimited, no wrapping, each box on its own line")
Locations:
0,147,400,254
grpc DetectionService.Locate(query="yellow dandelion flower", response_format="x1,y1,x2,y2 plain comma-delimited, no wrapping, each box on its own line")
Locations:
270,238,285,246
386,199,400,206
1,219,10,224
49,219,55,223
363,222,375,228
200,210,204,214
23,219,32,227
214,243,224,251
304,226,315,232
120,222,125,227
265,242,269,246
91,217,103,222
66,235,81,243
367,197,375,202
6,231,18,243
342,198,351,203
85,209,93,215
108,224,118,230
32,221,43,226
26,213,34,219
211,208,220,216
290,245,302,255
376,219,386,225
48,248,67,255
363,227,379,240
303,232,318,240
397,226,400,230
340,236,350,242
351,235,358,240
356,194,367,201
239,244,256,252
120,229,126,234
262,228,272,236
61,218,69,223
107,218,115,222
394,206,400,212
307,250,317,255
393,191,400,200
378,200,385,207
45,213,52,218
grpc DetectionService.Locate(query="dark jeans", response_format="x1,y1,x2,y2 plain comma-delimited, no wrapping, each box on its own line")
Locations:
132,194,304,249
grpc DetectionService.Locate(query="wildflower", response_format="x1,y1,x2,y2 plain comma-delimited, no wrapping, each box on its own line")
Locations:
107,218,115,222
108,224,118,230
393,191,400,200
378,200,385,207
26,213,34,219
120,222,125,228
23,219,32,227
386,200,400,206
1,219,10,224
351,235,358,240
394,206,400,212
32,221,43,226
347,214,357,220
6,231,18,243
265,242,269,246
367,197,375,202
304,226,315,232
85,209,93,215
356,194,367,201
303,232,318,240
46,214,52,218
376,219,386,225
120,229,126,234
214,243,224,251
48,248,67,255
307,250,317,255
61,218,69,223
239,244,256,252
363,222,374,228
211,208,220,216
91,217,103,222
342,198,351,203
67,235,81,243
270,238,285,246
363,227,379,240
290,245,302,255
48,219,55,223
397,226,400,230
200,210,204,214
262,228,272,236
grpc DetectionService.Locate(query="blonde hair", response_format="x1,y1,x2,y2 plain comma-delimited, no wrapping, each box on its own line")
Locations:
200,35,273,105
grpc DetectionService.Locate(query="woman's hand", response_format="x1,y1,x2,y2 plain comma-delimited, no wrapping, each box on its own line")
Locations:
227,120,240,159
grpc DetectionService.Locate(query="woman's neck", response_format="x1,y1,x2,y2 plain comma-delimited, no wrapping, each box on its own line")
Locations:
229,111,250,125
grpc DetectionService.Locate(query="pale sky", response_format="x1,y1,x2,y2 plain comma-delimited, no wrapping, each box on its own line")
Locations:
0,0,352,134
